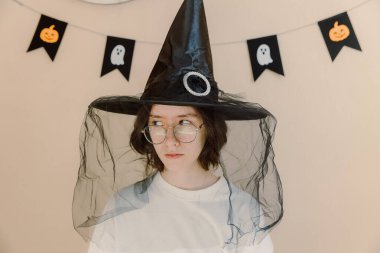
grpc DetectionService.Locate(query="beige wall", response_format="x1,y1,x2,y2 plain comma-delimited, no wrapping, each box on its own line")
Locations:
1,0,379,252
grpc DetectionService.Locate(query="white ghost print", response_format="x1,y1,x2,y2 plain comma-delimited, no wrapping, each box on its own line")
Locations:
110,45,125,65
256,44,273,66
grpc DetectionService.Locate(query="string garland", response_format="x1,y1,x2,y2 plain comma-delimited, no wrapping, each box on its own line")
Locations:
11,0,375,81
10,0,378,46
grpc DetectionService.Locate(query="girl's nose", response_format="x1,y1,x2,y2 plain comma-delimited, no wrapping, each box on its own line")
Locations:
165,126,179,147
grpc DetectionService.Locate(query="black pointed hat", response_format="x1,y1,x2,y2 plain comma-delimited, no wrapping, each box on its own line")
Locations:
91,0,269,120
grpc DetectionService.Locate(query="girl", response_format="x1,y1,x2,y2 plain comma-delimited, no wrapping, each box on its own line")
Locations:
73,0,283,252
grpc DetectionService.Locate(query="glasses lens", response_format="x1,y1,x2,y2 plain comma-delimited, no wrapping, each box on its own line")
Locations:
174,124,197,143
144,126,166,144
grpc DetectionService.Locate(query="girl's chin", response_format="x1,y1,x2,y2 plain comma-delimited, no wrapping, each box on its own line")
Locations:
162,161,189,172
162,161,183,169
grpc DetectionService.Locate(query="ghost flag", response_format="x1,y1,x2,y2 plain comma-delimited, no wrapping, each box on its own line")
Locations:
101,36,135,81
27,15,67,61
318,12,361,61
247,35,284,81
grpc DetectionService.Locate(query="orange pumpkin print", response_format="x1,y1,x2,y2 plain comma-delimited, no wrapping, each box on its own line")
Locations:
329,21,350,42
40,25,59,43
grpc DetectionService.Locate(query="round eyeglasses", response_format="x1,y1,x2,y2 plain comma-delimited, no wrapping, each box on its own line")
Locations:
142,121,204,144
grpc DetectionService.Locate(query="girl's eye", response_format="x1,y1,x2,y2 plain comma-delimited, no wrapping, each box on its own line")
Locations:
179,119,191,126
151,120,163,126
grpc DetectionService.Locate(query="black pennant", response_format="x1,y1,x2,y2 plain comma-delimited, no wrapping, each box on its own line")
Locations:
27,15,67,61
247,35,284,81
101,36,135,81
318,12,361,61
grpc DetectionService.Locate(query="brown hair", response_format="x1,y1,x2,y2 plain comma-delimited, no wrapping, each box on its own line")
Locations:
129,104,227,175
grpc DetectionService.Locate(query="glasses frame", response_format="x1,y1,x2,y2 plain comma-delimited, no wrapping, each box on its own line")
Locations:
141,122,204,144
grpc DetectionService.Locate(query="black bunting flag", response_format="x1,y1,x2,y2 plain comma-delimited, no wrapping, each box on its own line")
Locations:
27,15,67,61
101,36,135,81
247,35,284,81
318,12,361,61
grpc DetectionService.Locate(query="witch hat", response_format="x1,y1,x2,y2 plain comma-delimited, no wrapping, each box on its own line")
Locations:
91,0,269,120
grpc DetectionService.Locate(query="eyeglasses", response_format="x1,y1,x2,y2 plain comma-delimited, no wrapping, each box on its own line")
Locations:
142,121,204,144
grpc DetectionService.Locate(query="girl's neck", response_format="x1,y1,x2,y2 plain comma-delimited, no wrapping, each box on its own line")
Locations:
160,166,219,190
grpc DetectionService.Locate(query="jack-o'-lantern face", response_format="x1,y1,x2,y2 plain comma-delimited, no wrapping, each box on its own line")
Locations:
329,21,350,42
40,25,59,43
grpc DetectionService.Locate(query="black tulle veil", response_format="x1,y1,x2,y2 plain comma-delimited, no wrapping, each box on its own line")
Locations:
73,94,283,247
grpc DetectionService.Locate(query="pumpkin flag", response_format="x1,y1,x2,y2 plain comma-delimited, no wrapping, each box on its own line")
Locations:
101,36,135,81
27,15,67,61
318,12,361,61
247,35,284,81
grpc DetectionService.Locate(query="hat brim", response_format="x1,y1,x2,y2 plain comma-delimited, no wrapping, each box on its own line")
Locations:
90,96,271,120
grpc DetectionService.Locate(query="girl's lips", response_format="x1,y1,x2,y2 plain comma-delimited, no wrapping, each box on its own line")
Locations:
164,154,183,159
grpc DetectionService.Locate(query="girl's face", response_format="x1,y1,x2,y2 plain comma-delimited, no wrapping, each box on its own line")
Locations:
148,104,206,173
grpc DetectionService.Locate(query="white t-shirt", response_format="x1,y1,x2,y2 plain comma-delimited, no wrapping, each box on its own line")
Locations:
88,173,273,253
